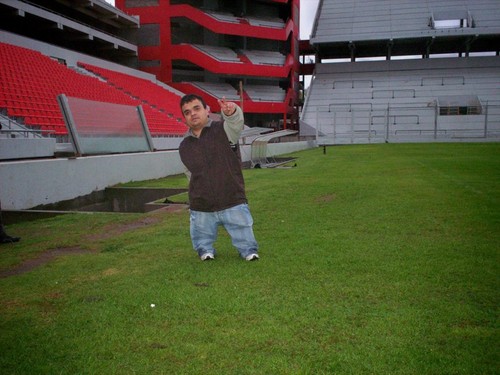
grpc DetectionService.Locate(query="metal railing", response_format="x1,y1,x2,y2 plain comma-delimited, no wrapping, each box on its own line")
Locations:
0,114,48,138
315,102,500,145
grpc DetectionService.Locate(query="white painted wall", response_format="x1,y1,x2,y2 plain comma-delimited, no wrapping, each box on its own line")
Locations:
0,138,56,160
0,151,184,210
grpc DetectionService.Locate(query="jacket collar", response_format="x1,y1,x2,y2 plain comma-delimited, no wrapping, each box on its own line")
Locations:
185,119,213,138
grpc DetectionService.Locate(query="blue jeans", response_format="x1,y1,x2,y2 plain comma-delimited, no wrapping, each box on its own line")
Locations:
190,203,258,259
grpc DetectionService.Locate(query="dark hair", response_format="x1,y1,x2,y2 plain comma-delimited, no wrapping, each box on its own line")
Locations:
180,94,207,111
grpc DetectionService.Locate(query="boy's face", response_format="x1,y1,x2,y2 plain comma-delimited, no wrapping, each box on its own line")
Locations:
181,99,209,134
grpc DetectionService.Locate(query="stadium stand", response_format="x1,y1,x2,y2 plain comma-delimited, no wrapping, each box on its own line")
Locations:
190,44,242,63
189,82,241,101
301,57,500,144
118,0,299,129
0,42,186,138
246,16,286,29
205,11,286,29
205,11,241,24
302,0,500,144
0,2,309,211
242,50,287,66
1,43,75,136
77,62,186,134
244,85,287,103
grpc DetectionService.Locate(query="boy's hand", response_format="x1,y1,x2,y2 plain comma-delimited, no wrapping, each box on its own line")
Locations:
218,97,237,116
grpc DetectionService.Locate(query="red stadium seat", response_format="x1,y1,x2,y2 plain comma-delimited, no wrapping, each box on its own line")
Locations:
1,42,188,137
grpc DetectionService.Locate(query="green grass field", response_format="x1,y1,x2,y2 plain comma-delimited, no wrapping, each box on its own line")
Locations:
1,143,499,374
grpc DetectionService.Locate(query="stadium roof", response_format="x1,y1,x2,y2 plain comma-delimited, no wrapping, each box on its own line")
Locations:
310,0,500,59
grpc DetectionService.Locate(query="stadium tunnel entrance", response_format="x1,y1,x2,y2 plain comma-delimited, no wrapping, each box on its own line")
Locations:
4,187,188,223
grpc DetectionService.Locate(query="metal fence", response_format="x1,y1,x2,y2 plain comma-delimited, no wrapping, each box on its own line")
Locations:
315,102,500,145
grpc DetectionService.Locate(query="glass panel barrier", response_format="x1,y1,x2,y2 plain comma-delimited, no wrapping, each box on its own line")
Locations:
58,95,154,156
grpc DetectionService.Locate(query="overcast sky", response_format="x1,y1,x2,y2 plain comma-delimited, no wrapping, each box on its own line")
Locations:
300,0,320,40
103,0,320,40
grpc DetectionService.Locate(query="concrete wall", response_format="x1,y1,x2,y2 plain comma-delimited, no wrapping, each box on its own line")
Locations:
0,138,56,160
0,141,314,210
0,151,184,210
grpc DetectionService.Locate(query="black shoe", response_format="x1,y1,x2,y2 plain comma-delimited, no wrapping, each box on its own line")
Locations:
0,235,20,244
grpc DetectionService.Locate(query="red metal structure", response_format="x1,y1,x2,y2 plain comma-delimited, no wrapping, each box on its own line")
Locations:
114,0,300,130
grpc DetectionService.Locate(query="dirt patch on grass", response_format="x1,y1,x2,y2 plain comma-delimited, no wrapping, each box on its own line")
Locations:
0,247,91,279
87,216,162,241
86,205,187,241
102,268,120,276
1,207,187,278
315,193,337,203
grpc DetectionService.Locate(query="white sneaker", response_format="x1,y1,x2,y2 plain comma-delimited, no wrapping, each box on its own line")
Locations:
245,253,259,261
200,253,215,261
